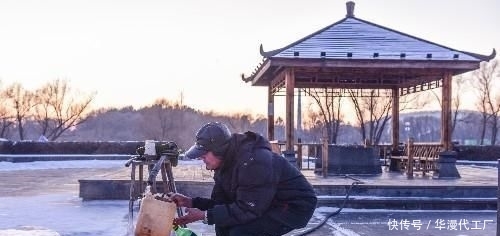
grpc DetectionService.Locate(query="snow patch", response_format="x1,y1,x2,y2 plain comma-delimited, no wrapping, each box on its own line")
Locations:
0,226,60,236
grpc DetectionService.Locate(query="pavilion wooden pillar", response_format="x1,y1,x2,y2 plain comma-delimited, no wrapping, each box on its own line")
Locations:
391,87,400,150
285,68,295,152
267,86,275,140
434,71,460,178
441,72,452,151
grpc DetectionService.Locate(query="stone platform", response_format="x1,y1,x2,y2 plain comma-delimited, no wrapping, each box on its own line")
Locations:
78,160,498,210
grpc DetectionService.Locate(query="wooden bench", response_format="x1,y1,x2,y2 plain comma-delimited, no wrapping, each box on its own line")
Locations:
389,139,442,176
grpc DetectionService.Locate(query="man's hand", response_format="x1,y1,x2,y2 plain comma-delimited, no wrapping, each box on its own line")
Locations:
174,208,205,225
168,192,193,208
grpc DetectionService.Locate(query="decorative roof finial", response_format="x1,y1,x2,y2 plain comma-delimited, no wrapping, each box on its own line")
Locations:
346,1,355,17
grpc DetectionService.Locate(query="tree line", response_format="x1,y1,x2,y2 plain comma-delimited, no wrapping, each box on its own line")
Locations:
305,59,500,145
0,79,94,141
0,59,499,150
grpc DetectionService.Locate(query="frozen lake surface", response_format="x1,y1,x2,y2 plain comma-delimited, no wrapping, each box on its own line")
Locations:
0,193,495,236
0,194,130,236
0,159,210,171
0,160,131,236
0,160,496,236
0,160,213,236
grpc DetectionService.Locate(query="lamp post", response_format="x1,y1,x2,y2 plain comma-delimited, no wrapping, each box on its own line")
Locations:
404,121,411,141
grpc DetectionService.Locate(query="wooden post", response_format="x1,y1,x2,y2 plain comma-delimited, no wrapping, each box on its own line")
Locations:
320,128,329,177
407,138,414,179
297,138,303,169
364,138,371,147
441,72,452,151
306,144,311,170
392,88,400,151
321,136,329,178
138,164,144,194
130,162,136,200
497,159,500,235
285,68,295,152
267,86,275,141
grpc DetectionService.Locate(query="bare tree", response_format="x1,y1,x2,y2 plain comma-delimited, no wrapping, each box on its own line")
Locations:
0,84,15,138
471,60,500,144
140,97,196,144
350,90,392,145
473,84,488,145
224,112,253,133
273,116,285,140
429,75,468,137
489,94,500,144
156,98,175,140
33,79,95,141
303,88,343,144
303,105,324,142
0,108,14,139
3,83,34,140
451,76,467,135
485,61,500,145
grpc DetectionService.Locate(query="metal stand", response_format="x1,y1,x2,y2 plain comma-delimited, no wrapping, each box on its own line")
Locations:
127,155,184,219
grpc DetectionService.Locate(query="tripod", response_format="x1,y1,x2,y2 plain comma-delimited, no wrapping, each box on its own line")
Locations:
126,154,184,220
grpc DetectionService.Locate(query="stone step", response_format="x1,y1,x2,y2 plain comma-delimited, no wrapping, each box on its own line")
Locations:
314,184,497,198
79,179,497,210
317,196,497,210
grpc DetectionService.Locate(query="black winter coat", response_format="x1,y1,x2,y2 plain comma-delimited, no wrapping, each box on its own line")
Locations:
192,132,317,228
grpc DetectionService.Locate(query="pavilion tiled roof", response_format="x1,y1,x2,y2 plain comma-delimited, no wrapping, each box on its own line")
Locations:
261,17,491,61
242,2,495,84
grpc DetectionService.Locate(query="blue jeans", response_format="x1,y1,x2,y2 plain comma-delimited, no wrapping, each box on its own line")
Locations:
215,214,294,236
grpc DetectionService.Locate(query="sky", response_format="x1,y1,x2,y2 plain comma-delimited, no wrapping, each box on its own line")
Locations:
0,0,498,118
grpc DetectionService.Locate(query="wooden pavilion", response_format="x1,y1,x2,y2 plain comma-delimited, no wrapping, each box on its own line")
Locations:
241,1,495,166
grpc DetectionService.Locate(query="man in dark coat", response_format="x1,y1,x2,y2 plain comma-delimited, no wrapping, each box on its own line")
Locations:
170,122,317,236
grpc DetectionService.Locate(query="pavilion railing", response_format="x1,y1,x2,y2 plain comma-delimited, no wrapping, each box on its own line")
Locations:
270,140,320,170
270,139,443,175
384,140,442,177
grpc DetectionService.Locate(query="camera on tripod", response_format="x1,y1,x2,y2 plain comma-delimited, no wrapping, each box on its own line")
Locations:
131,140,180,167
